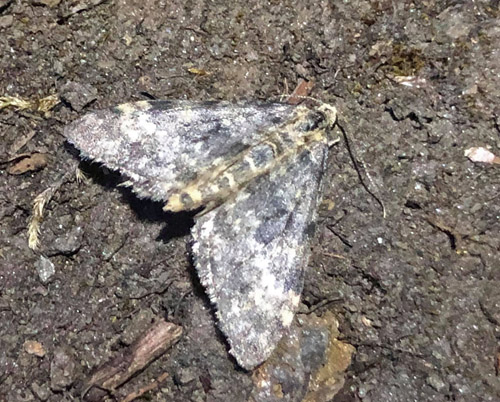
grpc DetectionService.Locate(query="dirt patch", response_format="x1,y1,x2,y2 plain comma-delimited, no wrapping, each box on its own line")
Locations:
1,0,499,401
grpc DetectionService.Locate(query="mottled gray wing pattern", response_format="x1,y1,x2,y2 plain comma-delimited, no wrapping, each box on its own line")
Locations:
64,100,296,202
191,142,329,370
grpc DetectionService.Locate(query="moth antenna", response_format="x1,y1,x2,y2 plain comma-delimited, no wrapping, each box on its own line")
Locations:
337,120,387,218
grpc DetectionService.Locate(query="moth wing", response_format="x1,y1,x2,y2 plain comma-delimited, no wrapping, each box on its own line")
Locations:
64,100,297,202
191,142,329,370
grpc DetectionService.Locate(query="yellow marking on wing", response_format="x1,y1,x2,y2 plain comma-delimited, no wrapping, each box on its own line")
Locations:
242,156,257,172
186,187,203,203
222,172,236,187
209,184,220,193
262,140,279,156
164,194,183,212
164,187,203,212
116,101,152,114
135,100,153,110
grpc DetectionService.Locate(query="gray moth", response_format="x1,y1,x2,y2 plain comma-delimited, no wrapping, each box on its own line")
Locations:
64,99,337,370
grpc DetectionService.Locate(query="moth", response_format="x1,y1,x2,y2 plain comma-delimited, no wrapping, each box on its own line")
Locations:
64,99,337,370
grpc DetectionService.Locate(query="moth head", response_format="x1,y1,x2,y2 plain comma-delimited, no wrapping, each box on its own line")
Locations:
285,94,337,129
316,103,337,129
311,102,338,147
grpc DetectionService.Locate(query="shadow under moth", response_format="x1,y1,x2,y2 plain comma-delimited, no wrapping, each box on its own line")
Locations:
64,99,337,370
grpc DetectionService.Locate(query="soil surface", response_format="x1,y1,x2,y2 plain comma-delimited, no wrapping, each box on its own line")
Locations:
1,1,499,401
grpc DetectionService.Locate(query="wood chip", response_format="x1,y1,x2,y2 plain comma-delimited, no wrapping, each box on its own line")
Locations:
286,79,315,105
6,153,48,175
83,319,182,399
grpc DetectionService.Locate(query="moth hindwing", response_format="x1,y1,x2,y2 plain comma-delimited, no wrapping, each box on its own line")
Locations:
65,100,337,369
